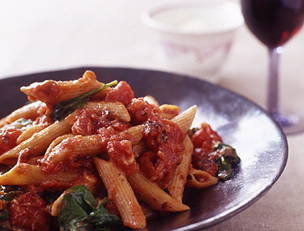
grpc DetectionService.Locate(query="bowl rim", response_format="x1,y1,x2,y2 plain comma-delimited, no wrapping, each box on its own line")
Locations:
142,0,244,36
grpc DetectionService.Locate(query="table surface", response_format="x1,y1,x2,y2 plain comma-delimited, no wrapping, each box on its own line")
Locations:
0,1,303,230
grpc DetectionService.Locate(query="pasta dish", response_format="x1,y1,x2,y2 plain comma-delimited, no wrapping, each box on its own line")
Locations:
0,71,240,231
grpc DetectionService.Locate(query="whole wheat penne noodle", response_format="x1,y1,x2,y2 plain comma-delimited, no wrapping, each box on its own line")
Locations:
50,191,67,216
187,168,218,189
84,101,130,122
0,118,7,128
168,136,193,202
0,164,44,185
133,141,146,158
16,124,47,144
128,171,190,212
50,189,80,216
94,158,146,229
45,134,74,156
171,105,197,134
143,95,159,106
120,125,143,144
0,163,78,185
0,101,42,126
20,71,103,104
160,104,180,120
42,125,143,167
42,135,107,165
0,120,71,164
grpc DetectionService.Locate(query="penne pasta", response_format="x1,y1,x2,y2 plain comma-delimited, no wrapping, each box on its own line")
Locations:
44,134,74,156
42,134,107,166
128,171,190,212
120,125,143,144
0,118,7,128
187,168,219,189
20,71,103,104
0,164,44,185
50,191,67,216
0,101,42,126
84,101,130,122
172,105,197,134
94,158,146,229
168,136,193,202
0,120,71,164
132,141,146,158
0,164,78,185
160,104,180,119
41,125,143,168
16,124,47,144
143,95,159,106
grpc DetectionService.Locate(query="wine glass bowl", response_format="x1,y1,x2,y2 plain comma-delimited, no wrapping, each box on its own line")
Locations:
241,0,304,48
241,0,304,134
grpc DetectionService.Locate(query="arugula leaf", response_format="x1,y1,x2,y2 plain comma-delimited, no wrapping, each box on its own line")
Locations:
58,185,96,230
213,143,241,181
89,202,120,231
216,156,233,180
58,185,120,231
52,80,118,121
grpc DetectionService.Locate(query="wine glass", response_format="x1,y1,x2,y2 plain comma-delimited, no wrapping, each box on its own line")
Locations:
241,0,304,134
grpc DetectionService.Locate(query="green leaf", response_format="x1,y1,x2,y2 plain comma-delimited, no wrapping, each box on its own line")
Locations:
213,143,241,181
216,156,233,180
89,203,120,231
58,185,96,231
52,80,118,121
213,143,241,166
58,185,121,231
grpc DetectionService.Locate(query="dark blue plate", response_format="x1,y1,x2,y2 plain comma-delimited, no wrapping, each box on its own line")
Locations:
0,67,288,230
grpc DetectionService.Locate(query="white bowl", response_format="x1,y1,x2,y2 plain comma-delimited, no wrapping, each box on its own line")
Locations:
142,0,244,82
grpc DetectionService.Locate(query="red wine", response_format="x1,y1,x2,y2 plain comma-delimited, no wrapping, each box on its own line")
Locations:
241,0,304,48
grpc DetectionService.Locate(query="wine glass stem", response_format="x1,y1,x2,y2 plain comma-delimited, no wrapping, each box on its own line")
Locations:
267,47,282,116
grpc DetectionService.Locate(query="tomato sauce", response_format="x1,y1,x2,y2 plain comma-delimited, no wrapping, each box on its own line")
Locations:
105,81,135,106
9,192,51,231
128,99,185,189
23,80,61,104
0,127,22,155
128,98,161,123
107,139,138,174
34,103,54,126
72,109,130,136
191,123,222,176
